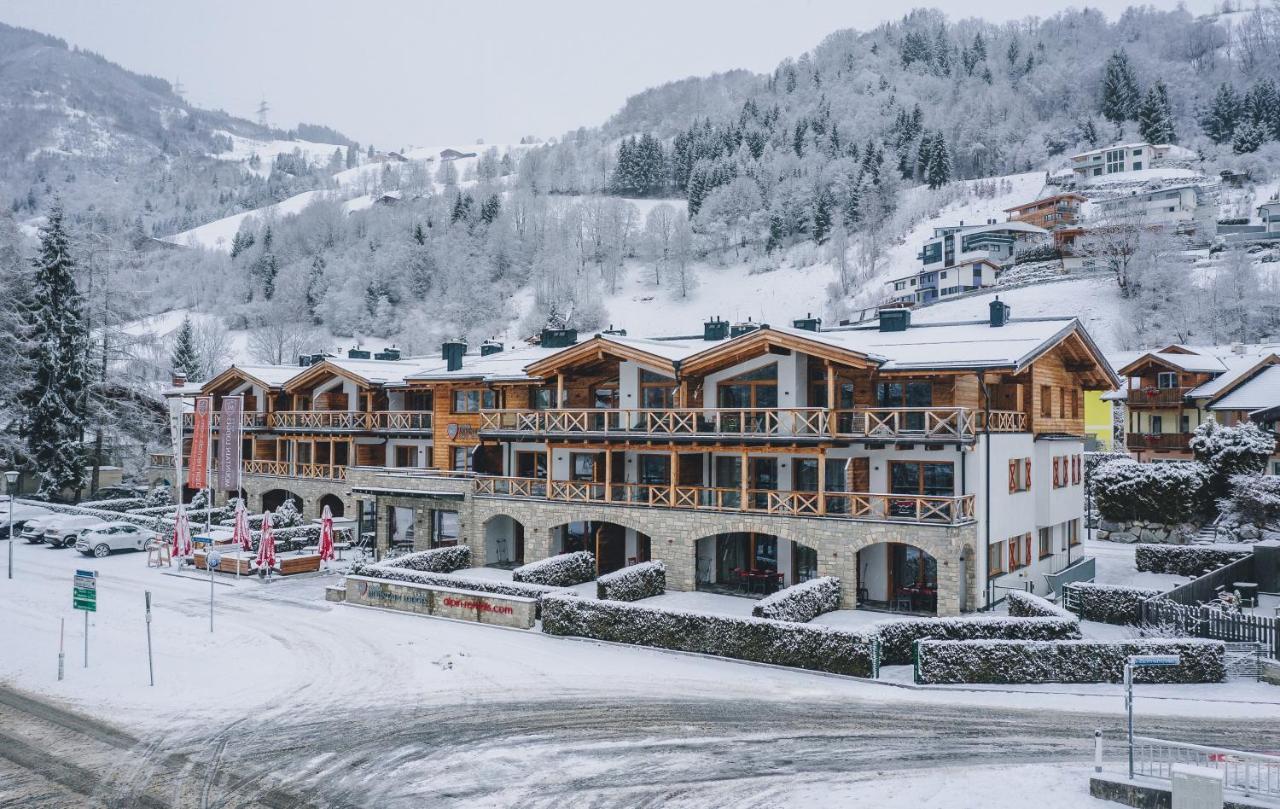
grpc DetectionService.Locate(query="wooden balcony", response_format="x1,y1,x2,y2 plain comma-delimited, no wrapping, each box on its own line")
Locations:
1126,433,1194,452
1126,388,1191,408
149,453,173,468
182,412,269,429
473,476,976,525
480,407,1024,442
243,460,348,481
268,411,432,432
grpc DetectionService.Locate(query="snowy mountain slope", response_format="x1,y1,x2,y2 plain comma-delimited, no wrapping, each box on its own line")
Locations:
209,130,347,177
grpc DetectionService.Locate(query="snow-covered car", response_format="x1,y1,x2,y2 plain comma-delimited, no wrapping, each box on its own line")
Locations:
75,522,157,557
44,516,107,549
0,504,52,539
20,516,58,544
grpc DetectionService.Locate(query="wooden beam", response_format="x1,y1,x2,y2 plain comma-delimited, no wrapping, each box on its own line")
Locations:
669,447,677,503
817,447,827,515
604,449,613,503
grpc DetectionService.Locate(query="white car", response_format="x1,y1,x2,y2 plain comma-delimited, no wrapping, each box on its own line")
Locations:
21,515,59,543
0,504,52,539
75,522,157,557
44,516,108,549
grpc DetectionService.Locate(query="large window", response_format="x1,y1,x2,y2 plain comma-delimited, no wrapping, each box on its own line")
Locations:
639,369,677,409
1157,372,1178,389
921,242,942,264
452,389,497,412
451,445,474,471
877,380,932,431
890,461,954,497
432,510,459,548
515,451,546,479
1039,527,1054,559
717,364,778,410
637,454,671,486
394,445,418,468
571,452,597,481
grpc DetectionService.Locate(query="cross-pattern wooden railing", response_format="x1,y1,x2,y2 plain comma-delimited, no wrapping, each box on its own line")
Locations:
183,412,269,429
472,475,975,525
1127,387,1192,407
975,410,1028,432
268,411,432,431
242,460,348,481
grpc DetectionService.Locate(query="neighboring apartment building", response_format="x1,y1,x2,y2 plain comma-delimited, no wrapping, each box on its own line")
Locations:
1260,198,1280,235
1090,183,1211,232
1004,193,1086,247
163,303,1118,616
886,219,1048,305
1069,142,1184,180
1117,344,1280,464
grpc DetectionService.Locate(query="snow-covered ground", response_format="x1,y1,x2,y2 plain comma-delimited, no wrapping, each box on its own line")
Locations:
209,130,347,177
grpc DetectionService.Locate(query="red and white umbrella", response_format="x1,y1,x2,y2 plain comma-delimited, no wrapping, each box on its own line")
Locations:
318,504,335,565
255,512,277,571
171,505,193,558
232,501,252,553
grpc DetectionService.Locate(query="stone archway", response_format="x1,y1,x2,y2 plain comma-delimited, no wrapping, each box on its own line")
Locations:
548,519,652,576
692,531,819,596
318,493,345,518
482,514,526,569
261,488,303,514
855,541,940,614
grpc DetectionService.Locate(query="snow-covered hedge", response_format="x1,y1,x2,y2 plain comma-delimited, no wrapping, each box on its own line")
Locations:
1006,590,1075,620
1064,582,1161,625
348,564,570,606
1221,473,1280,528
23,499,168,531
541,594,876,677
376,545,471,574
1134,544,1251,576
874,615,1081,665
76,497,147,512
512,551,596,587
596,561,665,602
1092,459,1208,524
751,577,841,623
915,639,1226,684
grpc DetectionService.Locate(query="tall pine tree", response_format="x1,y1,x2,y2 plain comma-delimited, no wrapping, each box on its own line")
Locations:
169,315,201,381
1200,84,1240,145
18,203,88,499
1101,51,1140,123
1137,81,1176,144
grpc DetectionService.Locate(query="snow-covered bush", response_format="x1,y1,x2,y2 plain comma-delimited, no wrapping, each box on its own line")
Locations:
377,545,471,574
189,489,208,510
1220,473,1280,528
1092,459,1208,524
1191,421,1276,506
512,551,596,587
873,615,1081,665
143,486,174,508
1006,590,1075,620
1134,544,1251,576
1064,582,1161,625
274,498,303,528
76,497,147,512
915,638,1226,684
751,577,841,623
348,565,570,609
596,561,665,602
541,594,877,677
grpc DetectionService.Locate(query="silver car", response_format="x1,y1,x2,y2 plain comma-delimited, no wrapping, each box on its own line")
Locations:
75,522,157,557
45,516,108,549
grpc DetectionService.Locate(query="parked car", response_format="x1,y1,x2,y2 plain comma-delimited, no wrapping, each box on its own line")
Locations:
75,522,157,557
20,516,57,544
0,504,52,539
85,485,145,502
44,516,107,548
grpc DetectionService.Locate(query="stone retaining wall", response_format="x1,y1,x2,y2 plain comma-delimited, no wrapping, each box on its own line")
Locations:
1096,518,1196,545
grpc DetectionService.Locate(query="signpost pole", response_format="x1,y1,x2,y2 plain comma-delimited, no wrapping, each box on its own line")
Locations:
145,590,154,686
207,550,220,633
83,610,89,669
73,569,98,668
1124,662,1134,779
57,617,64,681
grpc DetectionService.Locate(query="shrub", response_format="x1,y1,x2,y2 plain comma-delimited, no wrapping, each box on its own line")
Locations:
1134,544,1251,576
1006,590,1075,620
1065,582,1161,625
596,561,666,602
512,551,596,586
77,497,147,512
541,594,876,677
915,639,1226,684
751,577,841,623
1190,421,1276,507
143,486,174,508
349,565,569,607
1220,473,1280,527
377,545,472,574
1092,459,1208,523
874,615,1081,665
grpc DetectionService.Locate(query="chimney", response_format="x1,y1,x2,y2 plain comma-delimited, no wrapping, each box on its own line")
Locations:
309,352,329,366
480,340,504,356
703,316,729,341
602,324,628,336
441,339,467,371
539,327,578,348
730,319,762,338
347,346,372,360
373,347,401,361
989,297,1011,328
792,313,822,332
171,371,187,387
1231,342,1246,356
879,308,911,332
298,354,312,367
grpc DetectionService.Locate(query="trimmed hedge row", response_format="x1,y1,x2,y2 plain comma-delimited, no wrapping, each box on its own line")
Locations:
377,546,472,574
915,638,1226,684
1092,460,1209,524
348,565,570,606
513,551,596,587
77,497,148,512
1134,544,1251,576
751,577,841,623
1065,582,1162,625
541,594,876,677
1006,590,1075,620
596,561,666,602
874,616,1081,665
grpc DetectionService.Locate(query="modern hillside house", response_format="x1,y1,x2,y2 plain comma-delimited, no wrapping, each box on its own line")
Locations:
1004,193,1086,247
886,220,1048,305
161,303,1118,615
1090,183,1213,232
1260,198,1280,235
1117,344,1280,464
1068,142,1185,180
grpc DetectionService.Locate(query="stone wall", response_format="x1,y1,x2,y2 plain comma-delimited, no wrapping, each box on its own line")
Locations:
241,473,353,521
1096,518,1196,545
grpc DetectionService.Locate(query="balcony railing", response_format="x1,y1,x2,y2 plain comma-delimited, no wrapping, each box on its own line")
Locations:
481,406,1022,441
182,412,268,429
243,460,348,481
1126,387,1191,407
473,475,975,525
149,453,173,468
1126,433,1194,452
269,410,432,432
976,410,1029,432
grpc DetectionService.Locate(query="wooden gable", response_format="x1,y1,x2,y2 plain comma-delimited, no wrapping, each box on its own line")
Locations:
524,335,679,379
679,328,876,378
282,361,375,394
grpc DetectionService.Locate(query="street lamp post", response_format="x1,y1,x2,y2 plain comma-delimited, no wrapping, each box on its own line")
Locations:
6,470,18,580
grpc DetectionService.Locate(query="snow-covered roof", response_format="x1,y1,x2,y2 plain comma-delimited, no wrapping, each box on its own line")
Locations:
1207,365,1280,411
930,220,1049,240
1003,193,1086,212
233,364,302,387
322,357,431,385
1069,142,1179,161
1120,350,1228,375
403,344,562,383
1186,355,1277,398
599,333,714,363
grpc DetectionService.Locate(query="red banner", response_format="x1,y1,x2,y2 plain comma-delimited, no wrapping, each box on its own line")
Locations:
187,397,212,490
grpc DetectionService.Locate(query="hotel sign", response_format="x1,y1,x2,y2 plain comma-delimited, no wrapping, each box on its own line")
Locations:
446,423,479,440
345,576,536,629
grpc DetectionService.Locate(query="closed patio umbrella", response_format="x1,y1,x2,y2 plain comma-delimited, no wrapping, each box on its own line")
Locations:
255,512,276,573
231,500,252,577
171,505,193,559
318,504,335,567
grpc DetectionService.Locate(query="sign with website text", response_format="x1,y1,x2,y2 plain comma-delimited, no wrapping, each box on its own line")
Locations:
73,569,97,612
187,397,212,490
217,396,243,492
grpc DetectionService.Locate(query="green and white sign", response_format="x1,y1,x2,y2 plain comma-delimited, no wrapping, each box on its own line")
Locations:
73,569,97,612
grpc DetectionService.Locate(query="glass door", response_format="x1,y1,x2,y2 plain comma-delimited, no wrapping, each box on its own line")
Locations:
749,457,777,510
714,456,741,508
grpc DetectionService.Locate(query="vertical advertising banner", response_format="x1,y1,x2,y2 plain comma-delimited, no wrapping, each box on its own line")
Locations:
168,397,185,488
187,397,212,491
218,396,243,493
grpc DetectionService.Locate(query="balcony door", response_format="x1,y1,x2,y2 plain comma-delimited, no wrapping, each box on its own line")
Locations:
718,364,778,434
877,380,933,432
889,460,954,519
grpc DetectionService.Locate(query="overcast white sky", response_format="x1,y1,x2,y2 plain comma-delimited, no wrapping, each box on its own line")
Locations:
4,0,1212,149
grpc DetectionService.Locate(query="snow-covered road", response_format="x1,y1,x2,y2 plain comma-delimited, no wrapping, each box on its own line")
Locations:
1,540,1276,807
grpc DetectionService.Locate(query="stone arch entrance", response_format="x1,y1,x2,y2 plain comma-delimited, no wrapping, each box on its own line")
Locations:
318,493,345,518
855,541,940,614
549,520,651,576
262,488,303,515
693,532,819,596
483,514,526,569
